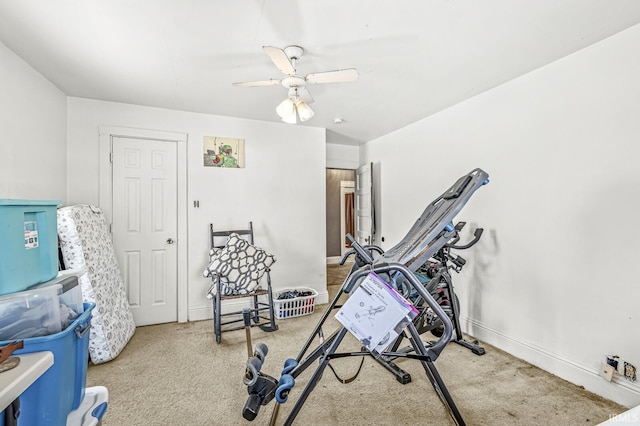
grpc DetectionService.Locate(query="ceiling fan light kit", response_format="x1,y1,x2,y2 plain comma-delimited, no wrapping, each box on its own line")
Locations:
295,100,314,121
276,98,297,124
233,45,358,124
275,97,314,124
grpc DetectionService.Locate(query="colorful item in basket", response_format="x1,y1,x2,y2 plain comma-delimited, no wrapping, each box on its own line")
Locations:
277,289,315,300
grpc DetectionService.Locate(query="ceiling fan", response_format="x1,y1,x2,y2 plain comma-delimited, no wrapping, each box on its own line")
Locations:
233,45,359,124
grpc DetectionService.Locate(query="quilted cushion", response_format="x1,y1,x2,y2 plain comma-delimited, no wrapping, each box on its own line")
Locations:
204,233,276,296
57,205,136,364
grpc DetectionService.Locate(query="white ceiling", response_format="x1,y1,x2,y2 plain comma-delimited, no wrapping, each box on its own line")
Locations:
1,1,640,145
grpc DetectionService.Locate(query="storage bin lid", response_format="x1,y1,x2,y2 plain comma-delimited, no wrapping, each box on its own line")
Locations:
29,275,78,293
0,199,61,206
0,282,62,303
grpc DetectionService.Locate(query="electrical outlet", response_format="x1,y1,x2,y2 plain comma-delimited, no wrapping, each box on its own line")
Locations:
604,355,637,383
600,363,615,382
624,362,637,382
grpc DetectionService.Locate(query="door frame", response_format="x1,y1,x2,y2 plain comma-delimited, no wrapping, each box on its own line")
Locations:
355,162,374,246
340,180,355,257
99,126,188,323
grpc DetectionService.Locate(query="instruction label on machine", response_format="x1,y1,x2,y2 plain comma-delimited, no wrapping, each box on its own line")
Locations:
335,272,418,357
24,221,39,249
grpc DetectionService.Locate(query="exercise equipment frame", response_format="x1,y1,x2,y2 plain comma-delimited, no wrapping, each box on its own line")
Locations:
241,168,490,426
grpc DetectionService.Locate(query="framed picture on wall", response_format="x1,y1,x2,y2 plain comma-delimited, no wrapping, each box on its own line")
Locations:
203,136,245,168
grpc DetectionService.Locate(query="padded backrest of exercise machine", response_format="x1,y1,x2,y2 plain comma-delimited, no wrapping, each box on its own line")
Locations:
376,168,489,271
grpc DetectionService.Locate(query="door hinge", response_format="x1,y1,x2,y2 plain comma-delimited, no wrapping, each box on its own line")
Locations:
109,152,113,163
109,223,112,233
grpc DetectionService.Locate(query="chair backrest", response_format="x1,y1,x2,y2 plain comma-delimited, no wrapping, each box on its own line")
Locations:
210,222,254,249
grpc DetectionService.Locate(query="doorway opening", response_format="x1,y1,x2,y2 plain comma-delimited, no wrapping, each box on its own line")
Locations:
340,181,355,257
326,168,356,263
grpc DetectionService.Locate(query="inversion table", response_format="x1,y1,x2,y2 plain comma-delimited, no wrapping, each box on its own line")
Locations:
241,168,490,426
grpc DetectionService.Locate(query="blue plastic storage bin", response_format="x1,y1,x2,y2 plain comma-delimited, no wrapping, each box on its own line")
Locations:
0,199,61,295
0,302,94,426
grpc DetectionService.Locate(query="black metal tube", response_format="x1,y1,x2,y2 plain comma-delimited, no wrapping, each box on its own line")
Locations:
368,263,453,359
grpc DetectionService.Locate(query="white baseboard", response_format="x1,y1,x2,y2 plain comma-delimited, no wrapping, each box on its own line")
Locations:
188,305,212,322
326,256,341,264
461,316,640,409
315,289,329,305
188,297,258,322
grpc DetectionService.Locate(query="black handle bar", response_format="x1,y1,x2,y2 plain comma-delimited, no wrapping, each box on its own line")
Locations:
447,227,484,250
339,234,383,265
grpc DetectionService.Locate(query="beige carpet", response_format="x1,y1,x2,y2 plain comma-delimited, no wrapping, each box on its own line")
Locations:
87,264,625,425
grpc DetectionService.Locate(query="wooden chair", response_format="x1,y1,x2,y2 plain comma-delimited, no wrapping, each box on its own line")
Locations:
205,222,278,343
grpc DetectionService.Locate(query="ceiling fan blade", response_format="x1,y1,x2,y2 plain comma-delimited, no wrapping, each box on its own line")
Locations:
306,68,359,84
263,46,295,75
232,79,281,87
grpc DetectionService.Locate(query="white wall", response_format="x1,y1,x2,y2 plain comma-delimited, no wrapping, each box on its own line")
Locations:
361,24,640,407
0,41,67,201
66,98,328,320
327,143,359,169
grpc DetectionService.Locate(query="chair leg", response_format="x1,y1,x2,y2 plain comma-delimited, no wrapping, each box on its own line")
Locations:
252,294,260,324
214,277,222,344
259,271,278,332
267,278,278,331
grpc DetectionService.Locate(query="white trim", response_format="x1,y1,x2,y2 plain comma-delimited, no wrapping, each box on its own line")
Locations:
461,316,640,408
340,180,355,257
188,305,213,322
327,159,359,169
316,289,329,305
326,256,342,264
99,126,189,323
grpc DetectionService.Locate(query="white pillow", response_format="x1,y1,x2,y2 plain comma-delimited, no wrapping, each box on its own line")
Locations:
204,233,276,296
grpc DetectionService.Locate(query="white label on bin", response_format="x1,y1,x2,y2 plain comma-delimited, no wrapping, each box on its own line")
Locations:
24,221,39,249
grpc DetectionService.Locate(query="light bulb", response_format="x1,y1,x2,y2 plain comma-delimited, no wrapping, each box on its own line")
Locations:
296,100,314,122
276,98,297,124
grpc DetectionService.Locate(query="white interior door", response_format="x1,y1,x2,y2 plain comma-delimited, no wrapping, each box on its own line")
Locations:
355,162,374,246
111,136,178,326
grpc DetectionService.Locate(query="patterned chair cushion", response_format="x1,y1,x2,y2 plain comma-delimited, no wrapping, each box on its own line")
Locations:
203,233,276,296
203,247,232,297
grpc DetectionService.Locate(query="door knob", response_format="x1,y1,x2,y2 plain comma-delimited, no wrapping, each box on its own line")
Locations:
166,238,175,244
